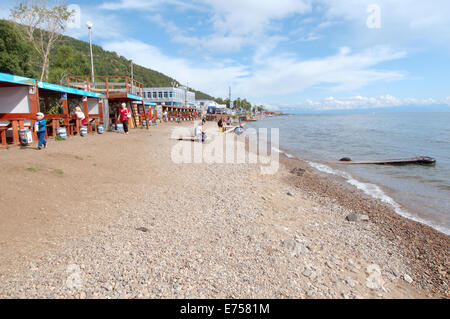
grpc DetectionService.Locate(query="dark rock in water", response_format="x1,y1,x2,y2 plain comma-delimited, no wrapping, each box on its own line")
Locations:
136,227,149,232
340,157,352,162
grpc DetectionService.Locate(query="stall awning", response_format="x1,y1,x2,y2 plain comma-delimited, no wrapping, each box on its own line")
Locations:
37,81,104,98
0,72,36,86
132,101,156,106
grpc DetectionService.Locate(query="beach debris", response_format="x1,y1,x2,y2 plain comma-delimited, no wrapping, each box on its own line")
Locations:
346,213,369,222
302,269,312,278
136,227,149,232
344,278,357,288
280,239,307,257
365,264,385,290
290,167,305,176
335,156,436,165
286,191,294,196
342,292,351,299
403,274,413,284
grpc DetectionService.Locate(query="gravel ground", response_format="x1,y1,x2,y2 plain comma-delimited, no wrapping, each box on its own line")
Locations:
0,121,447,298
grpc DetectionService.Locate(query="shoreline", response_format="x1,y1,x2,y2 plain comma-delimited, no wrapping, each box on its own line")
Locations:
0,121,448,298
269,141,449,236
276,152,449,296
242,119,448,296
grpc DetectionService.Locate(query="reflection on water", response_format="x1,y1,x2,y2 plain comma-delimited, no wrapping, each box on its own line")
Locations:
248,112,450,235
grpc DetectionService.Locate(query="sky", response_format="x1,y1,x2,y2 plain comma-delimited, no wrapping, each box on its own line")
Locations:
1,0,450,112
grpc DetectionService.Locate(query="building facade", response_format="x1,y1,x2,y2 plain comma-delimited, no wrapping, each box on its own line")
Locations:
142,86,195,107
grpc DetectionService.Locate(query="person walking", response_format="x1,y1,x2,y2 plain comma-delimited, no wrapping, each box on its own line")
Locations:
119,103,131,134
33,112,47,150
217,117,224,133
194,121,207,143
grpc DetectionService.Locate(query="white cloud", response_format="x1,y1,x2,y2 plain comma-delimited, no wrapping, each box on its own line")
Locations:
282,95,450,111
102,39,249,97
201,0,312,36
320,0,450,49
235,45,406,97
145,0,314,53
64,11,127,41
102,37,407,102
99,0,198,11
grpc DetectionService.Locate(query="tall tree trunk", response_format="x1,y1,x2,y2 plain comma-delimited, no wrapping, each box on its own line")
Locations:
40,57,46,82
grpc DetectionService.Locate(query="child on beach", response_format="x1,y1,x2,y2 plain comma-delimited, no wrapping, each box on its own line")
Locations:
33,112,47,150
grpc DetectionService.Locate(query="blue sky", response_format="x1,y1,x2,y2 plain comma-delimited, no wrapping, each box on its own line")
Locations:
2,0,450,111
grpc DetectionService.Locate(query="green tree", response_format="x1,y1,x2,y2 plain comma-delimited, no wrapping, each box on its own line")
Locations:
223,98,231,108
0,20,34,77
49,45,89,85
11,0,73,81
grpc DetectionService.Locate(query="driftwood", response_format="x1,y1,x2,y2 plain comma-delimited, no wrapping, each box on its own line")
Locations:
330,156,436,165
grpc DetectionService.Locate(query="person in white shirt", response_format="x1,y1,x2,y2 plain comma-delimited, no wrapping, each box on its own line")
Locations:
194,122,206,143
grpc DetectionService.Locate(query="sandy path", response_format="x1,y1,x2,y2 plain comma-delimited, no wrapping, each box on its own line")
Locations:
0,122,447,298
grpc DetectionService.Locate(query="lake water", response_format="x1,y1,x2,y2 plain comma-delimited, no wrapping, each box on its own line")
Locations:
247,112,450,235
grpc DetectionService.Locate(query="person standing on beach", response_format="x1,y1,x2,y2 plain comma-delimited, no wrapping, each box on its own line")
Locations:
33,112,47,150
194,122,207,143
74,107,87,126
218,118,224,132
119,103,131,134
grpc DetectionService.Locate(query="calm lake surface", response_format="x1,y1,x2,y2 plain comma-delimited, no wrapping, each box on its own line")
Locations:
247,112,450,235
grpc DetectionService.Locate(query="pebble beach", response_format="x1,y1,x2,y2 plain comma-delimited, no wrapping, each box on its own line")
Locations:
0,121,448,299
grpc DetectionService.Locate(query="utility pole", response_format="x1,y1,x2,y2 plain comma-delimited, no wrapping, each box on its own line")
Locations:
171,80,176,106
131,60,134,80
229,86,232,109
185,81,188,107
86,21,95,89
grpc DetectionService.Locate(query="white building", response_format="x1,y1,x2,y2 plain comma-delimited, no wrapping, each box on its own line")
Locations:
143,86,195,107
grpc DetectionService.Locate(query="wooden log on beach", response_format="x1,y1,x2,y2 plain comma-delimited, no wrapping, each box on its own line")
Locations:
329,156,436,165
169,136,199,142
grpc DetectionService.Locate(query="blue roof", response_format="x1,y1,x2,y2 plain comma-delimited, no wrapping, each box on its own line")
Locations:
0,72,36,86
133,100,157,106
127,93,143,100
37,81,104,98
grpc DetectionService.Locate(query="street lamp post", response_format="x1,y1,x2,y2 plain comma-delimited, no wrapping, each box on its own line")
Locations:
185,81,189,107
86,21,95,90
171,81,177,106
